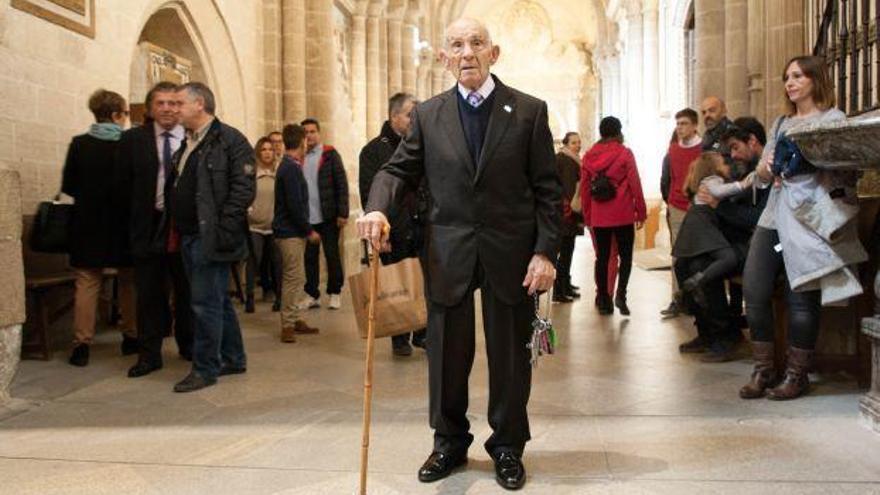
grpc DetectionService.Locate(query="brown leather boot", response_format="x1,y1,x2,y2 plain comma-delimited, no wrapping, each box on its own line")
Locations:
739,341,776,399
281,327,296,343
767,346,813,401
294,320,320,334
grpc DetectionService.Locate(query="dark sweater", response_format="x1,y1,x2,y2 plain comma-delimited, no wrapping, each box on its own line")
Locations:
173,150,200,235
273,155,312,238
456,89,495,166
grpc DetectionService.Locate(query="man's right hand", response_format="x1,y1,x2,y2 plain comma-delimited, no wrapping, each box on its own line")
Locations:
356,211,391,252
307,231,321,244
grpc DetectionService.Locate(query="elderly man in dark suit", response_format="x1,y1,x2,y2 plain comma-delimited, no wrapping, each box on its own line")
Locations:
358,18,560,491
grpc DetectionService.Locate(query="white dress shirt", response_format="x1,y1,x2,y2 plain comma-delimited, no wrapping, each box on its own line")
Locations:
457,76,496,107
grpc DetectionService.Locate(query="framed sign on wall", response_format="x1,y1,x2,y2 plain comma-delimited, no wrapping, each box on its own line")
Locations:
11,0,95,38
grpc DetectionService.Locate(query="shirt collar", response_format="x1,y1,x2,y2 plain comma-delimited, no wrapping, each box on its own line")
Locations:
154,121,184,140
256,166,275,178
307,143,323,157
187,117,215,143
457,75,495,106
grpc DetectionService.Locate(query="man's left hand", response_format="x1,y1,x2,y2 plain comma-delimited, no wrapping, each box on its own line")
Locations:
522,254,556,295
337,217,348,228
696,185,720,208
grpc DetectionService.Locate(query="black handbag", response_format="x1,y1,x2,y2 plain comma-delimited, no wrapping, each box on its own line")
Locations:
590,168,616,202
30,198,72,253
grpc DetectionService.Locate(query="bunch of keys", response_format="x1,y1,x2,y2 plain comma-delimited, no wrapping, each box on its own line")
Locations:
528,290,557,367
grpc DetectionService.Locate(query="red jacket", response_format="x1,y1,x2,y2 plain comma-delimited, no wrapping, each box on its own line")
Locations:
580,141,647,228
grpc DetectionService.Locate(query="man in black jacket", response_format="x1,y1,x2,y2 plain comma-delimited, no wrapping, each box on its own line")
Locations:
300,118,350,311
116,81,194,378
358,18,560,490
171,82,255,393
359,92,427,357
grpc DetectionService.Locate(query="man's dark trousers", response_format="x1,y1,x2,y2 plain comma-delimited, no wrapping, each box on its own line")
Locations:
134,250,193,364
304,220,344,297
181,235,246,379
428,261,533,457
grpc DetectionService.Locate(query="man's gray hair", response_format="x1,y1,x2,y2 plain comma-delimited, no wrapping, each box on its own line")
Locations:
388,92,416,118
177,82,216,115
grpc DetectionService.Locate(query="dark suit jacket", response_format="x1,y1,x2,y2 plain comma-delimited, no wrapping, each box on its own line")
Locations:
366,77,561,306
115,123,170,259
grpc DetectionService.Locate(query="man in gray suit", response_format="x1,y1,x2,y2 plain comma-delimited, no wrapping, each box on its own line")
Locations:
357,18,560,491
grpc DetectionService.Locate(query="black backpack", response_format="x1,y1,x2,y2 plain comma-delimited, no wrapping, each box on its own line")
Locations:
590,167,616,202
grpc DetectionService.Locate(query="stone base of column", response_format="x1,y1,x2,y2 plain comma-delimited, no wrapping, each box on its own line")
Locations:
0,324,22,406
860,317,880,434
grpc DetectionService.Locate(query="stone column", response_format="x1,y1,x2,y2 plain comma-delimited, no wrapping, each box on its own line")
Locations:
862,318,880,434
352,12,368,143
366,6,383,138
747,0,767,123
387,15,404,95
305,0,337,142
642,5,660,111
432,65,446,97
724,0,749,118
416,47,431,100
379,18,390,106
763,0,805,121
694,0,726,104
262,0,283,132
624,10,644,132
402,14,418,95
282,0,307,122
0,170,25,407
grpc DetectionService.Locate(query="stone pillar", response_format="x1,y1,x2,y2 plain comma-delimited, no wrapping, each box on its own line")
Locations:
379,18,389,108
432,65,446,96
724,0,749,118
694,0,726,104
282,0,307,122
366,7,383,138
416,47,431,100
624,10,644,133
862,318,880,434
747,0,767,123
387,15,404,95
0,170,25,406
262,0,283,132
305,0,337,142
402,15,418,95
763,0,805,121
352,12,368,143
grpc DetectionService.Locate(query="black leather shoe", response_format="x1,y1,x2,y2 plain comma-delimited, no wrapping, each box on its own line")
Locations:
614,294,630,316
411,330,427,349
219,365,247,376
120,335,139,356
679,335,709,354
128,360,162,378
568,283,580,292
566,288,581,299
68,344,89,367
173,372,217,393
493,452,526,490
552,292,574,303
393,342,413,356
417,451,467,483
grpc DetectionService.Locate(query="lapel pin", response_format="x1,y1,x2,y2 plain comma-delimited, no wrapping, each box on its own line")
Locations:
504,105,512,113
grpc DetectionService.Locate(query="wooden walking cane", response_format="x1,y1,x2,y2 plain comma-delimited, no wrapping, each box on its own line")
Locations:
359,245,381,495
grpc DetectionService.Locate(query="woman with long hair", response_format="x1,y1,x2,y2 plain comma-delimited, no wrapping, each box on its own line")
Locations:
580,117,647,315
740,56,866,400
245,136,283,313
553,131,584,303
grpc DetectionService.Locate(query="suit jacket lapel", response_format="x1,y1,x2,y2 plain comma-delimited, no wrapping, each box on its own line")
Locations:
439,88,477,174
143,124,161,180
475,82,515,185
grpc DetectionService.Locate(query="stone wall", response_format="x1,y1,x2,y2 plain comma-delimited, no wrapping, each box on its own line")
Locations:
0,169,25,406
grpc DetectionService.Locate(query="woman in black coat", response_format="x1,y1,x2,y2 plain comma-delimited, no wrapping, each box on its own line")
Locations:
553,132,584,302
61,89,137,367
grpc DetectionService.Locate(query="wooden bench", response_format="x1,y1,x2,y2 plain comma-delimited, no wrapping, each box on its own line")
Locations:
21,215,119,360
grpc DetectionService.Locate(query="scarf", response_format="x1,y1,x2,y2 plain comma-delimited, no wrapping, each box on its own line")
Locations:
88,122,123,142
560,147,580,164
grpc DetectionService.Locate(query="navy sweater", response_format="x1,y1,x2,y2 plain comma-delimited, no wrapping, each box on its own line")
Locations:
457,89,495,166
273,155,312,238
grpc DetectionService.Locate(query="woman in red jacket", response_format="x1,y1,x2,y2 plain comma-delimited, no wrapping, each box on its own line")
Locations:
581,117,648,315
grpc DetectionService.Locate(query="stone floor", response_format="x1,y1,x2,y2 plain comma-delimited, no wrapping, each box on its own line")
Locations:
2,241,880,494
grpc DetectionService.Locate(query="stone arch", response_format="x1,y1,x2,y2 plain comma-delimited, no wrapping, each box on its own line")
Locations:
130,0,248,130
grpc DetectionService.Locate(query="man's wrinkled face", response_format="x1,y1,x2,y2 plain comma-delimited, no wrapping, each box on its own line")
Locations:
727,136,761,165
390,100,416,136
150,91,180,129
442,19,500,91
303,124,321,149
175,90,203,130
700,98,726,130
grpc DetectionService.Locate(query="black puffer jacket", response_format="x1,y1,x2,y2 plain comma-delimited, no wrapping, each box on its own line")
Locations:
173,118,255,262
313,145,350,221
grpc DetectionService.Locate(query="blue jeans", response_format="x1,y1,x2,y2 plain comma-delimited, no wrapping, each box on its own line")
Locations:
181,235,247,379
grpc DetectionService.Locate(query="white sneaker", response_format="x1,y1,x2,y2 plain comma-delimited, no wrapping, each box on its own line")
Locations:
328,294,341,310
297,297,320,310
